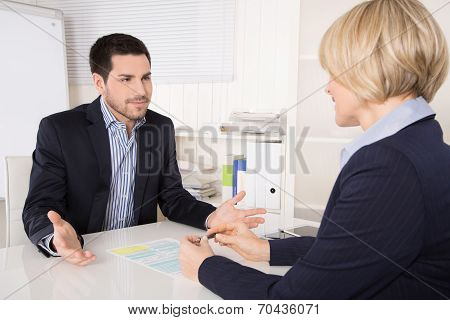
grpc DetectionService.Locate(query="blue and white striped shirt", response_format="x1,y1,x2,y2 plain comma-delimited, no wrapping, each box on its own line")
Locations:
100,96,146,231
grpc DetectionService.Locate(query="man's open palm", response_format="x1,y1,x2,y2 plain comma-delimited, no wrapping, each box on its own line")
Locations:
48,211,96,266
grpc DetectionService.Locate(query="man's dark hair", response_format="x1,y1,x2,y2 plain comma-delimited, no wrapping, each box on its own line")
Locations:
89,33,151,83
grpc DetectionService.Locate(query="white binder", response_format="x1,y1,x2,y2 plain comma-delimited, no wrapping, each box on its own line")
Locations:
263,143,282,210
246,141,282,210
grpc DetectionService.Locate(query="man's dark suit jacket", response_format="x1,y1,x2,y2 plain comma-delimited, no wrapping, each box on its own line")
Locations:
199,115,450,299
23,96,215,252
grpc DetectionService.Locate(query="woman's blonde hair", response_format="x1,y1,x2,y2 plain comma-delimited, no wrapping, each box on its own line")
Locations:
319,0,449,102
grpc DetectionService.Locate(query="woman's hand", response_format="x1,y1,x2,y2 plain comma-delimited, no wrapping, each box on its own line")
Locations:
208,223,270,262
179,235,214,282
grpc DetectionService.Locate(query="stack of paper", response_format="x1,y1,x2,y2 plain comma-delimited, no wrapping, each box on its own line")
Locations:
230,112,280,122
178,159,216,174
182,172,219,201
220,111,282,134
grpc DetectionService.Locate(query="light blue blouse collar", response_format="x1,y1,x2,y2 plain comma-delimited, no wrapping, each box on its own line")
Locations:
340,96,435,169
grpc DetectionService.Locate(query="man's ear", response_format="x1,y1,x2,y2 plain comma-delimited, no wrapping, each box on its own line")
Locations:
92,73,106,95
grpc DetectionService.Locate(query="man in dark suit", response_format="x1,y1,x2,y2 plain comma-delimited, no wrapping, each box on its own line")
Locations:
23,33,265,265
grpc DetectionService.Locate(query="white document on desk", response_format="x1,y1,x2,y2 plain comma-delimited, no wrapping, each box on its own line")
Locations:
108,238,181,277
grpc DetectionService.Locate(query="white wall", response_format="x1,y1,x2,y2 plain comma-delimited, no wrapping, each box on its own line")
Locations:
1,0,37,248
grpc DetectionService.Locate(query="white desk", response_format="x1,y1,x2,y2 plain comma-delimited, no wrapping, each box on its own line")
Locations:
0,221,290,299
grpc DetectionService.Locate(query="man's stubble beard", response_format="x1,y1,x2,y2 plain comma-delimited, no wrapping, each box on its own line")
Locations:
104,89,149,121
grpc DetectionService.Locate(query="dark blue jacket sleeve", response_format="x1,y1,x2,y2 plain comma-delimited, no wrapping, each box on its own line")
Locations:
23,117,68,245
269,237,316,266
198,145,426,299
157,119,216,230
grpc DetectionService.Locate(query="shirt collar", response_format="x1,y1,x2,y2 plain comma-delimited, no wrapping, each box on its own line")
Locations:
340,96,435,169
100,96,146,130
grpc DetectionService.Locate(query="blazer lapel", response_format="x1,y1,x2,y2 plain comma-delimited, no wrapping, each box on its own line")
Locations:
86,96,112,232
133,121,153,223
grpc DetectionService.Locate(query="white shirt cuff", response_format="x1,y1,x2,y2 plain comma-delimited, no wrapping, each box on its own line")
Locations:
38,233,60,257
205,210,216,229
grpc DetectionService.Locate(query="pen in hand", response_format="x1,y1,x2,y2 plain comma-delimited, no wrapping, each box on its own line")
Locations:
193,233,216,245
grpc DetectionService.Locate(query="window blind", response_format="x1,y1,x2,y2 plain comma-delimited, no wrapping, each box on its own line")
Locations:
37,0,235,84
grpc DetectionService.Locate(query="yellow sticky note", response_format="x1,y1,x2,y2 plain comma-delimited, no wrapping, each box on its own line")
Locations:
112,245,148,256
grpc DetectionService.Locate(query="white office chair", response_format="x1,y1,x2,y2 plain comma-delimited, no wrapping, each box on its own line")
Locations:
4,156,32,247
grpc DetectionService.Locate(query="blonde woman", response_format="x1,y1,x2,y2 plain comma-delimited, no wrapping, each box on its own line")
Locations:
179,0,450,299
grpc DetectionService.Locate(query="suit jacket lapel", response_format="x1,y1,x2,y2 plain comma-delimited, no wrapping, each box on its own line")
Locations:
133,118,153,223
86,96,111,232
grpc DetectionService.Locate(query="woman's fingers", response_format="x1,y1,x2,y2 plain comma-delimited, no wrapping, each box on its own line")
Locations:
186,235,200,243
83,250,96,259
199,236,210,247
215,233,237,246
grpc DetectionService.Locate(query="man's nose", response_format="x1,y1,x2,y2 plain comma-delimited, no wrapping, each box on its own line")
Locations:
130,79,146,96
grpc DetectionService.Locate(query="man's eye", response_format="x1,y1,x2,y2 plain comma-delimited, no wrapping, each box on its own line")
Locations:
143,76,151,81
121,78,129,82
